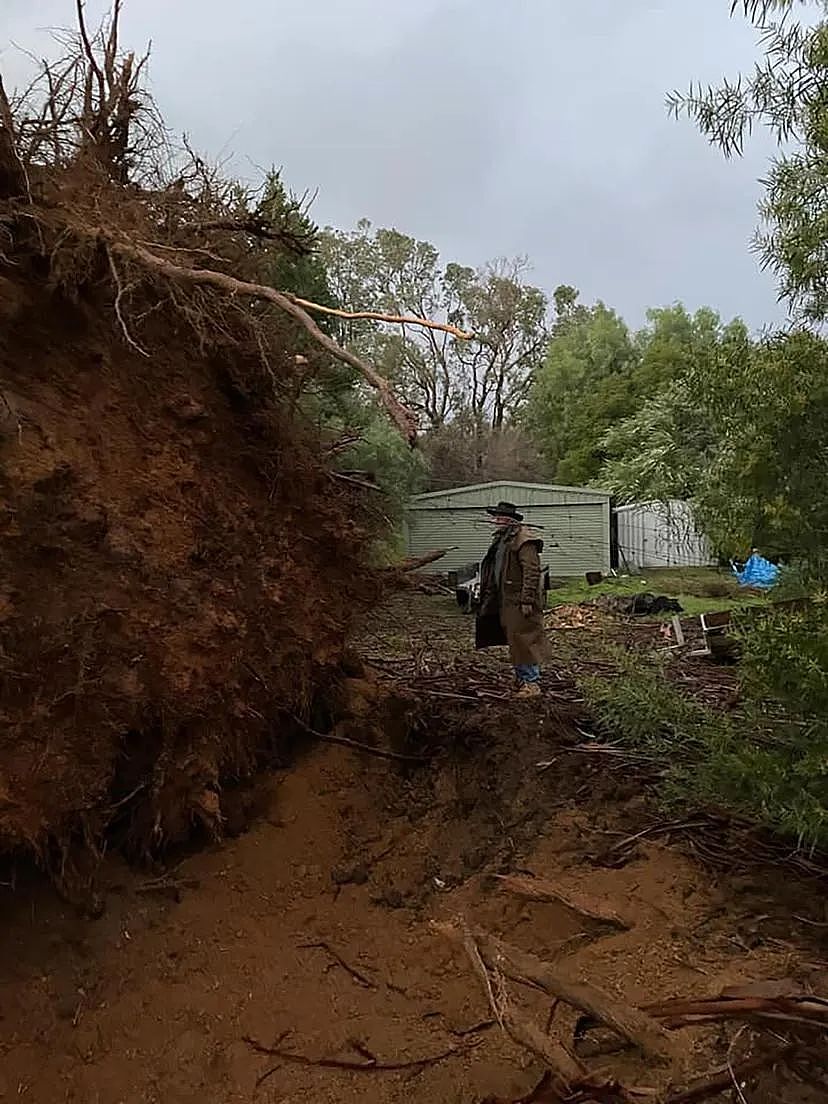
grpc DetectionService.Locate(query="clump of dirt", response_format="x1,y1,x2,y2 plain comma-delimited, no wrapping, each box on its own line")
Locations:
0,257,379,891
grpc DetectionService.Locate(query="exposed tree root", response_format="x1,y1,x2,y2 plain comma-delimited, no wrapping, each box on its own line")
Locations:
436,922,822,1103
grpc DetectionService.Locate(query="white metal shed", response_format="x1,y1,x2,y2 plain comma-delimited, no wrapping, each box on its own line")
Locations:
406,480,612,576
614,500,714,571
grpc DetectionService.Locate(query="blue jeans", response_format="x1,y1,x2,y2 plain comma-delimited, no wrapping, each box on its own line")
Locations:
515,663,540,685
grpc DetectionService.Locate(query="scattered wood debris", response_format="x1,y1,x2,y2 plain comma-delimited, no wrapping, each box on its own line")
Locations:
434,920,827,1104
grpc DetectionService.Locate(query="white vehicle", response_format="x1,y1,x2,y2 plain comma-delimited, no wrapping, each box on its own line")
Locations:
454,564,551,614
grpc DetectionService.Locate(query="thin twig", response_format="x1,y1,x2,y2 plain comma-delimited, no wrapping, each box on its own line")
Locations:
288,713,430,764
138,239,233,265
299,941,378,990
463,929,503,1028
244,1035,471,1088
663,1045,798,1104
287,297,475,340
106,245,149,356
727,1026,750,1104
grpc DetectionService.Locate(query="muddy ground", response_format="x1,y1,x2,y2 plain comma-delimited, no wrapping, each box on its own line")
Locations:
1,595,827,1103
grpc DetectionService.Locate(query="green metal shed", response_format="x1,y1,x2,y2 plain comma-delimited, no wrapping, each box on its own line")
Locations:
405,480,611,577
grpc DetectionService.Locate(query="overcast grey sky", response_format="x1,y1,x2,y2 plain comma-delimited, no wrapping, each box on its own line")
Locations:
3,1,784,328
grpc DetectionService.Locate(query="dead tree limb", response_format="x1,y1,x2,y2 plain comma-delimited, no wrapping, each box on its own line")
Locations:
394,547,458,573
438,923,631,1103
459,927,589,1096
471,930,675,1062
107,238,420,444
645,993,828,1031
287,297,475,340
496,874,631,931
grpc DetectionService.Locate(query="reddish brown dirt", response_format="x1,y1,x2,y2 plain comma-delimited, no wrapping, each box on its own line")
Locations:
1,248,825,1103
1,626,826,1103
0,265,377,883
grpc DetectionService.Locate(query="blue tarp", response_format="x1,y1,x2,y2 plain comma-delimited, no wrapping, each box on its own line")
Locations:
733,553,779,589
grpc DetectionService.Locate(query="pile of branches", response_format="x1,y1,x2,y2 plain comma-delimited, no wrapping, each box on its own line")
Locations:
0,1,472,447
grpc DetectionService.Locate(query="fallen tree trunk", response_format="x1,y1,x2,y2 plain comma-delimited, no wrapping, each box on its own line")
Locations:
437,921,817,1104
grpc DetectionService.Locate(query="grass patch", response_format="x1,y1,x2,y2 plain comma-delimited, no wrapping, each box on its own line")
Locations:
547,567,768,619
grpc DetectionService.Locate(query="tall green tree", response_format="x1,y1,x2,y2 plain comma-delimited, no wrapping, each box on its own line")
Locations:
531,299,747,489
669,1,828,321
527,291,638,484
602,326,828,560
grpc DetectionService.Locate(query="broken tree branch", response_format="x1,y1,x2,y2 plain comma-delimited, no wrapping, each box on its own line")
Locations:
394,547,458,573
496,874,631,931
470,930,675,1062
106,238,419,444
287,297,475,340
645,992,828,1031
440,923,628,1103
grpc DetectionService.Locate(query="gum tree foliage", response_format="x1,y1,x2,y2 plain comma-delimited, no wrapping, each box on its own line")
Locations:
668,0,828,321
319,222,550,434
527,293,638,485
246,185,426,526
601,325,828,561
528,298,735,487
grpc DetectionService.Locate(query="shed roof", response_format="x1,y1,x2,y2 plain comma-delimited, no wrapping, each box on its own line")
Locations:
411,479,610,503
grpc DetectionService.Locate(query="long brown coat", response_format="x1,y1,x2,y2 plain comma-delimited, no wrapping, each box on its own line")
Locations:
475,526,545,666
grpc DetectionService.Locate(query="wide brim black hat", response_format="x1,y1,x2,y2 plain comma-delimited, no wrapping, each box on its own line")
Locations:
486,501,523,522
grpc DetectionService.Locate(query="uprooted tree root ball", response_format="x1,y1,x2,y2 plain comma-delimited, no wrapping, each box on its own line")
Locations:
0,0,485,896
0,3,451,896
0,254,388,889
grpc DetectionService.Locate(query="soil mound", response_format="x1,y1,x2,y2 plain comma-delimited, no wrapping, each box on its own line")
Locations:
0,258,377,890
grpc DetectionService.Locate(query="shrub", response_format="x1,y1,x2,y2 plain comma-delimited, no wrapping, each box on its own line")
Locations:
581,601,828,852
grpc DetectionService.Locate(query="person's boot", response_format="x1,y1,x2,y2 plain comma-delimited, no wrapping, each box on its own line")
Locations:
515,681,541,699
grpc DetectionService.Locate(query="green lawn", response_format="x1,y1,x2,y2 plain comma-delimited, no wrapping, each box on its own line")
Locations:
546,566,770,619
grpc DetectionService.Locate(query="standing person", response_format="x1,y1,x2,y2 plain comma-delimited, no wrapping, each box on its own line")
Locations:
475,501,545,698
